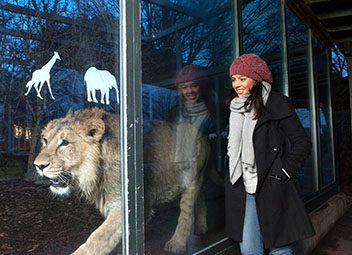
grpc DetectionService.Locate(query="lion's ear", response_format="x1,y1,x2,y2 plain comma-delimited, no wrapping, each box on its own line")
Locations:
44,119,59,131
85,118,105,142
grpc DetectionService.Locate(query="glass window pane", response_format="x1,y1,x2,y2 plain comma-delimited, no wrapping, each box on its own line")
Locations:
242,0,283,92
1,1,121,254
141,0,232,253
313,38,335,187
286,8,315,196
331,45,348,78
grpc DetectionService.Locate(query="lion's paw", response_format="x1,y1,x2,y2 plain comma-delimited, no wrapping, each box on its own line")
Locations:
164,238,186,254
71,245,90,255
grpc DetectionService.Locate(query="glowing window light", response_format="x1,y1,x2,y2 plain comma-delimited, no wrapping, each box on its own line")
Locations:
25,128,32,140
14,124,24,138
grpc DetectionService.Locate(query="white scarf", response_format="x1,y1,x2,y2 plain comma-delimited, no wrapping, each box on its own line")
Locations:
179,101,209,129
227,82,271,186
174,102,209,164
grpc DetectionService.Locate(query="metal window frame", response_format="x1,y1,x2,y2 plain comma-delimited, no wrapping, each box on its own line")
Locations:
118,0,337,253
233,0,242,57
325,47,337,184
307,29,320,192
349,54,352,134
119,0,144,254
280,0,289,96
286,2,339,209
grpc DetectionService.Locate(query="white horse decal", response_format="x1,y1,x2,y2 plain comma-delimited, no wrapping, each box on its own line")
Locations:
24,51,61,100
84,67,119,105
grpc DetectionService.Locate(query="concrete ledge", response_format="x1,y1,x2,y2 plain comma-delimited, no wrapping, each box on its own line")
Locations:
293,192,352,255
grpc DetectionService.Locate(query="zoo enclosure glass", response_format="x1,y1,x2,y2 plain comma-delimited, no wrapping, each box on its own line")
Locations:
140,0,233,253
242,0,283,92
286,8,315,196
313,37,335,188
0,1,122,254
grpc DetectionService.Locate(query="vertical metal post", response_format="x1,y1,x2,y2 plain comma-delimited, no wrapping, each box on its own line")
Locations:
348,55,352,136
232,0,242,57
326,48,336,182
344,42,352,136
307,29,320,191
119,0,144,254
280,0,289,96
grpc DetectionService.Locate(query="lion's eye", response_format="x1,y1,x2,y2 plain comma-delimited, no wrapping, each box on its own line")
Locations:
42,138,48,145
60,140,69,146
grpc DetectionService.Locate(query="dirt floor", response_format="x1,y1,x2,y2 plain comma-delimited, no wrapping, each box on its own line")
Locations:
0,177,226,255
0,178,107,255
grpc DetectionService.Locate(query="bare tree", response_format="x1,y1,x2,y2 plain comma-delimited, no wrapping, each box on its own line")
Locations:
0,0,120,181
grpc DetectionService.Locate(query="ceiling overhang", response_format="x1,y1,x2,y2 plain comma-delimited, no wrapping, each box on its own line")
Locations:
304,0,352,57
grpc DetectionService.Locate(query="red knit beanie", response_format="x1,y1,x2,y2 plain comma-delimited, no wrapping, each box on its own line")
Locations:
175,64,204,84
229,53,273,84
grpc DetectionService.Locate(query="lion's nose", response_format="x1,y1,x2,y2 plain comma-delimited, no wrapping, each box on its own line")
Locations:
35,163,50,171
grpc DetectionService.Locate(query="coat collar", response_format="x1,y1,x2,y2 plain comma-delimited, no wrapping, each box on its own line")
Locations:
255,91,293,131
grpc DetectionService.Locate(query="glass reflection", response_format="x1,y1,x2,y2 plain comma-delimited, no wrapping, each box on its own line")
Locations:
141,0,231,253
313,38,335,186
242,0,283,91
286,8,315,196
0,1,121,254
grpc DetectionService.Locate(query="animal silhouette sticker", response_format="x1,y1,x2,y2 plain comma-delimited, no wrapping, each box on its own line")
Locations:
84,67,119,105
24,51,61,100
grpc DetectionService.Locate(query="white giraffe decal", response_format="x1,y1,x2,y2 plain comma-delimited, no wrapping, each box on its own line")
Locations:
24,51,61,100
84,67,119,105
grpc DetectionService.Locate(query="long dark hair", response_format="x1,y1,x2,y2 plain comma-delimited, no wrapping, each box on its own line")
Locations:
225,81,267,119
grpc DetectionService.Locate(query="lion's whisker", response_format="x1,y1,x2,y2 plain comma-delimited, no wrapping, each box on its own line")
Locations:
57,174,69,185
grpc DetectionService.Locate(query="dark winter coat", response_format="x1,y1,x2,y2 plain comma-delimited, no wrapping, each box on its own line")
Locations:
225,91,315,248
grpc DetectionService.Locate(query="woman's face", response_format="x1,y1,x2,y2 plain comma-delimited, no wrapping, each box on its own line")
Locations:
178,81,201,103
231,75,255,97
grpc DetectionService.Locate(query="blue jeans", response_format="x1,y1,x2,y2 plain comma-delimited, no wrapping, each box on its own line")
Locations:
240,193,293,255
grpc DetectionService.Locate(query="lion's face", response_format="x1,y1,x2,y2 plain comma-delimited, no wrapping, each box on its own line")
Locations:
34,111,105,196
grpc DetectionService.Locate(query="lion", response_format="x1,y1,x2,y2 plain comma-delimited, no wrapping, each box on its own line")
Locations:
34,107,210,255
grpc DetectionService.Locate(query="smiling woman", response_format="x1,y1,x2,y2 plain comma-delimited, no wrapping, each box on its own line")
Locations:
141,0,234,253
179,81,201,103
230,75,255,97
225,53,315,255
0,0,342,254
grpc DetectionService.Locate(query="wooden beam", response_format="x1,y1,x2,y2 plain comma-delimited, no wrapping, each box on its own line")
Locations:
326,25,352,32
305,0,331,4
287,0,333,47
333,36,352,43
316,9,352,20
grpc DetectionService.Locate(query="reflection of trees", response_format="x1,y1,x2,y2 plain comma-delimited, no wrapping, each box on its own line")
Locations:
331,45,348,78
141,0,232,84
242,0,280,55
286,8,309,107
0,0,119,180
